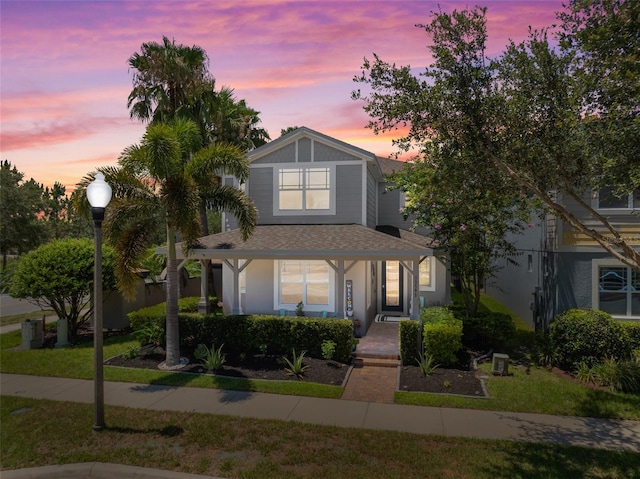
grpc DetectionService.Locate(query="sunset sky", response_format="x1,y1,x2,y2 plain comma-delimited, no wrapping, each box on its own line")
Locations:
1,0,562,192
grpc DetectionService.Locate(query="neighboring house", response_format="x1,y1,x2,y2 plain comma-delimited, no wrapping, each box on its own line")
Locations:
487,188,640,330
173,127,450,336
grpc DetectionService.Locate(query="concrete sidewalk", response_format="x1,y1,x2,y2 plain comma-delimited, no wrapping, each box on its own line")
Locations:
3,372,640,454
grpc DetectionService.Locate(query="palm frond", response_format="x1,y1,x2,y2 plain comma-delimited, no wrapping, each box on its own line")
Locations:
141,123,182,180
188,142,250,181
205,185,257,240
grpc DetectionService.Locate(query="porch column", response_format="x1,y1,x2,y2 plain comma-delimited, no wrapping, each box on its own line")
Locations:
411,258,420,320
198,259,211,315
336,259,345,318
223,259,241,315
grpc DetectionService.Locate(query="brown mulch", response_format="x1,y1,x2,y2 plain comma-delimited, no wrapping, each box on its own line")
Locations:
398,365,487,397
105,349,351,386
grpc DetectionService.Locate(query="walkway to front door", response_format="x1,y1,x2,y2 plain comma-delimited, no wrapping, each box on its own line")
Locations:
341,322,400,403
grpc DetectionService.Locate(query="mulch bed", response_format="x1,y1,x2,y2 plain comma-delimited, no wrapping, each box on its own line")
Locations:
398,365,487,397
43,324,487,396
106,348,351,386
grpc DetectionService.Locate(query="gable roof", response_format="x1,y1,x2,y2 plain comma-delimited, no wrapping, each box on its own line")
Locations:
165,224,436,260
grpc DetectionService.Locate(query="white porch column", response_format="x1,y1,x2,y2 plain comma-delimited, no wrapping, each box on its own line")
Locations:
198,259,211,315
223,259,241,315
336,259,345,318
411,258,420,320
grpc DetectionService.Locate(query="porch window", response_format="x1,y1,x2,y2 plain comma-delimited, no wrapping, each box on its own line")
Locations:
276,167,333,213
594,263,640,318
419,257,434,291
278,260,331,309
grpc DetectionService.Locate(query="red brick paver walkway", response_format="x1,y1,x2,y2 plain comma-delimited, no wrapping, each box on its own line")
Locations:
342,321,401,403
341,365,397,403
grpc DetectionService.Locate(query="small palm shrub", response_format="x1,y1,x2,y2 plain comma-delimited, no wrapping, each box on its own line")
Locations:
416,352,439,376
194,343,226,371
122,344,141,360
283,349,309,380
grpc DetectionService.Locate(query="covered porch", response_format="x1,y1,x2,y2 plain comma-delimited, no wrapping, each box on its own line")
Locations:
166,224,442,333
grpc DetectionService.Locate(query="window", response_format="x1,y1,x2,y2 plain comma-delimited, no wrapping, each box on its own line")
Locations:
276,167,333,214
278,260,332,310
597,187,640,209
419,257,434,291
594,263,640,317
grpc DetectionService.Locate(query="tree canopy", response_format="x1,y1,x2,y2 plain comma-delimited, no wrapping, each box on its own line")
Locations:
10,238,116,342
354,0,640,278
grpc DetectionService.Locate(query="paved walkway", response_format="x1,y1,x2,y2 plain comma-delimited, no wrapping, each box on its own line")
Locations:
3,373,640,453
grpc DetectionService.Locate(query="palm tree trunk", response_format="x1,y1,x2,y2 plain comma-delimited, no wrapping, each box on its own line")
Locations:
165,223,181,367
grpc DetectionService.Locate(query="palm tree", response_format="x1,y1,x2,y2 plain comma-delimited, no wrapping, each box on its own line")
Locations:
127,36,210,124
76,118,257,367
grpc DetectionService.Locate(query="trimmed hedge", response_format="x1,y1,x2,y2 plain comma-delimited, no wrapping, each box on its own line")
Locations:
399,320,421,366
128,303,354,363
550,309,632,368
421,307,463,366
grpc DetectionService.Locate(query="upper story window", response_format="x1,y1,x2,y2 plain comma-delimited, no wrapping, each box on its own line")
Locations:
275,166,335,215
597,187,640,210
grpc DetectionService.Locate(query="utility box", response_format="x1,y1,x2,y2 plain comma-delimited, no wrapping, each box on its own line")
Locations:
491,353,509,376
22,319,43,350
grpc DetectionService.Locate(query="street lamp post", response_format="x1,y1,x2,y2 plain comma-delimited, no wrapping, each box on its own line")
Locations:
86,172,112,432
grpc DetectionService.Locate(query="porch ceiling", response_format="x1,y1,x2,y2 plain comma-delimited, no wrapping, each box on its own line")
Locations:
160,224,436,260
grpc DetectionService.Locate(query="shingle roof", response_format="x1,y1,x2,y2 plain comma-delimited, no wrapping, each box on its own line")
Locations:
376,156,408,176
168,224,435,260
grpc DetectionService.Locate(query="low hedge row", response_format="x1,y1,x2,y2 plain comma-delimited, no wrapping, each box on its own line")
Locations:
421,307,463,366
128,300,354,363
622,321,640,353
399,320,421,366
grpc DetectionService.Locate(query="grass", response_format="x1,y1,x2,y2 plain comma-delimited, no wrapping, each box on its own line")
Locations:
0,331,343,399
2,291,639,419
2,396,639,479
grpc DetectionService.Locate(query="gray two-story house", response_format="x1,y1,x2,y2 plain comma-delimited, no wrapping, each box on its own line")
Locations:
487,188,640,330
180,127,450,335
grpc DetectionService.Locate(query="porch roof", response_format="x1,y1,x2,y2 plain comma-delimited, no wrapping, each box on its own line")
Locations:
165,224,436,261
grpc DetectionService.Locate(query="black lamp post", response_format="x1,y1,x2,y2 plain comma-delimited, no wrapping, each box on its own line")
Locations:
86,172,112,432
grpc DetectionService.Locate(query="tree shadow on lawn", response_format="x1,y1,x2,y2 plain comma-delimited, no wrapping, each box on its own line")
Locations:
478,440,640,479
574,387,640,420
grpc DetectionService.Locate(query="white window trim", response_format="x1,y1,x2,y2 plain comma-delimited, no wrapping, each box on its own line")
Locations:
595,188,638,212
273,164,336,216
419,256,435,292
273,260,335,312
591,258,640,319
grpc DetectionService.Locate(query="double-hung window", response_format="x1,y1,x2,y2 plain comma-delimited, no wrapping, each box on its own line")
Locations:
597,187,640,210
277,260,332,311
593,260,640,318
276,166,333,214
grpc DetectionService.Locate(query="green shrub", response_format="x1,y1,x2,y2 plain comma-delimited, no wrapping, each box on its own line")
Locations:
321,340,336,360
594,356,640,394
621,321,640,352
128,303,165,332
422,307,463,366
400,320,421,366
133,322,165,347
550,309,632,368
462,312,515,349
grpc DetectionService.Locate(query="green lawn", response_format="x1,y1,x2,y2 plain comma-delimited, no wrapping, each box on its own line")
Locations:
2,395,638,479
2,292,639,420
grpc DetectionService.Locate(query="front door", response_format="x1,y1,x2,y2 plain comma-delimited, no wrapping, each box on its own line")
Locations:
381,261,403,312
